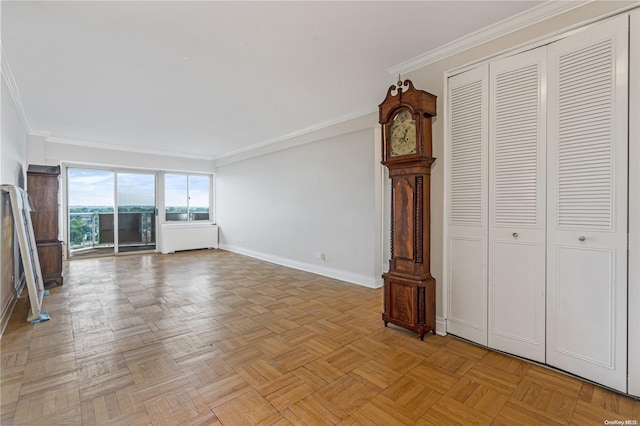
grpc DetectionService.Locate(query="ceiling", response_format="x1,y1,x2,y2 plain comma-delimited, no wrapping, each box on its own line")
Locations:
2,1,543,160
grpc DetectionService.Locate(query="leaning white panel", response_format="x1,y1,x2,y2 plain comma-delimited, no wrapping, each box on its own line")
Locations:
1,184,47,322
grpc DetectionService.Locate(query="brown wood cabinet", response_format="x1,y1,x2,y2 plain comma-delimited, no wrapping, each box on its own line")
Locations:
27,165,63,286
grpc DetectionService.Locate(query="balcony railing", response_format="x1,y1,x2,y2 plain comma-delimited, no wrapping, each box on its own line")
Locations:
69,212,156,254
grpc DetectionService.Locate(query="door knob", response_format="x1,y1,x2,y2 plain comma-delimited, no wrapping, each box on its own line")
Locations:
512,232,518,238
578,236,586,242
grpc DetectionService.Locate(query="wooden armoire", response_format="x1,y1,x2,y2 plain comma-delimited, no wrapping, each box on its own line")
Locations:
27,165,63,286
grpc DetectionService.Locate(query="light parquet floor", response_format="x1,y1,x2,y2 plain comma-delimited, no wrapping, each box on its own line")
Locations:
1,249,638,425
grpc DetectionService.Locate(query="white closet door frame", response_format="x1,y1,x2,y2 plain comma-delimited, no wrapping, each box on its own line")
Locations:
445,65,489,345
488,47,547,363
629,9,640,398
546,14,629,392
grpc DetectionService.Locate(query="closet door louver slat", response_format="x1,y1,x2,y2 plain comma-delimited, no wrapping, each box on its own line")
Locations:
450,81,484,226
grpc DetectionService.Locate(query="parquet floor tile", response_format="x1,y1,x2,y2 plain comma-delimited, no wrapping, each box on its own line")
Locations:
316,373,381,418
422,395,494,425
284,393,340,425
212,389,279,426
381,375,442,420
1,249,638,425
80,385,147,425
352,359,402,389
145,387,214,426
260,373,314,411
405,363,460,394
448,377,510,418
350,394,417,425
13,381,81,425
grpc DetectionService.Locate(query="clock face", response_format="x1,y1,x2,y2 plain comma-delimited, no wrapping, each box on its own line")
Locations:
389,110,417,157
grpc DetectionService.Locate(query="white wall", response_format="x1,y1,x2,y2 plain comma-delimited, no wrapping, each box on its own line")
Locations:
1,76,28,334
1,79,27,186
216,127,381,287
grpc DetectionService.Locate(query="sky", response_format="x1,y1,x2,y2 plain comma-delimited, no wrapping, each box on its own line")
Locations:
68,169,209,207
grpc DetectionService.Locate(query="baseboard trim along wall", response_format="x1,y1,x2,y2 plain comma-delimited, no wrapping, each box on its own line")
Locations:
0,292,18,338
219,244,382,289
436,316,447,336
0,275,24,339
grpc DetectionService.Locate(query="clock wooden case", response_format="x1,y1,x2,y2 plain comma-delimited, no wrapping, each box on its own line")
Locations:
380,79,436,339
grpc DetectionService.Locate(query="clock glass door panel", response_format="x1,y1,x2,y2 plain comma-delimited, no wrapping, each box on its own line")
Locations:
392,177,415,261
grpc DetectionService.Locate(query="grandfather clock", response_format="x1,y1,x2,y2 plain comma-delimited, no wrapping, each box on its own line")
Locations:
380,79,436,340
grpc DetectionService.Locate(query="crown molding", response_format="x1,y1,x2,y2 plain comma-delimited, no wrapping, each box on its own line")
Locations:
29,130,51,138
46,136,216,161
214,106,378,167
38,108,377,166
388,0,589,76
38,107,377,168
1,44,33,132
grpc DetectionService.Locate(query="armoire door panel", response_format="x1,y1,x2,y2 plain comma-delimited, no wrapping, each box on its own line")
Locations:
488,47,546,363
547,14,628,392
446,64,489,346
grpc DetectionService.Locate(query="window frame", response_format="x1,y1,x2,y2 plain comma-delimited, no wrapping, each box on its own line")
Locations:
163,172,214,223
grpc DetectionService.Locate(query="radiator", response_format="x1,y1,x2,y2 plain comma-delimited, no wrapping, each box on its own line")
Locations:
158,222,219,254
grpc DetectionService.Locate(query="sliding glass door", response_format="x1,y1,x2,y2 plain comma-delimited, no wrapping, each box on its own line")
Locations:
67,168,156,258
67,169,116,257
117,172,156,253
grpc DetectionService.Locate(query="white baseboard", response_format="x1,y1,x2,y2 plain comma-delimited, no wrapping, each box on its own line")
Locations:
219,244,382,289
436,316,447,336
0,284,21,339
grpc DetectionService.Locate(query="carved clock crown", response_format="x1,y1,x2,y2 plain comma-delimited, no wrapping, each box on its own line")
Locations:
378,79,436,124
379,80,437,164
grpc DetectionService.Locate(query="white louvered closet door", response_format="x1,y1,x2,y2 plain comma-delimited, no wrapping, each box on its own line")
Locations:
446,65,489,345
547,15,628,392
488,47,546,362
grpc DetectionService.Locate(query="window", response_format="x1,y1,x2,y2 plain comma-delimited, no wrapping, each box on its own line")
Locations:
165,174,211,221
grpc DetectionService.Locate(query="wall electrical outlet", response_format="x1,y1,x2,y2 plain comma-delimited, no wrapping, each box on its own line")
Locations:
316,253,326,261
